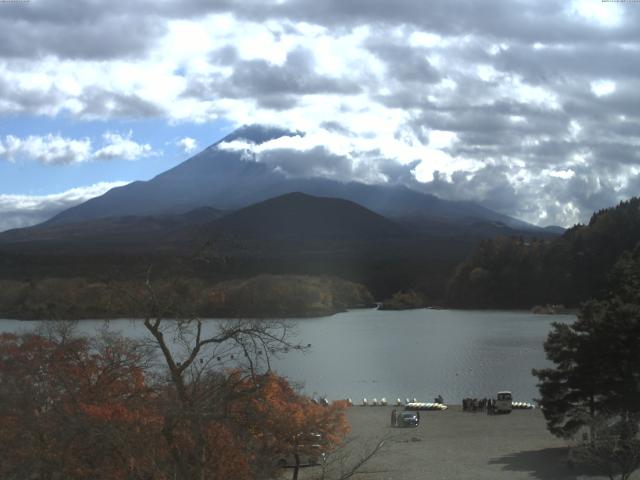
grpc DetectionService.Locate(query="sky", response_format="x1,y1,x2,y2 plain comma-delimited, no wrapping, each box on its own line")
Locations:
0,0,639,231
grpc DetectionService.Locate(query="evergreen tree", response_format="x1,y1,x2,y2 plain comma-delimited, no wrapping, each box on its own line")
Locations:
533,246,640,439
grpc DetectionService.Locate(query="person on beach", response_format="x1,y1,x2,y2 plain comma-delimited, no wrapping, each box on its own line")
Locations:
416,409,420,424
391,408,397,427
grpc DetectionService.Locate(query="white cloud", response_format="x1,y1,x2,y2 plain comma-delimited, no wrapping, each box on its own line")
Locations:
94,131,155,161
590,79,616,97
0,2,639,226
570,0,623,28
0,131,156,164
177,136,198,153
0,181,129,231
0,134,92,165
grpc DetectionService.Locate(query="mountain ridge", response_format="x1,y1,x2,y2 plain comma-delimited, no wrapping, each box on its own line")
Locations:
42,125,544,234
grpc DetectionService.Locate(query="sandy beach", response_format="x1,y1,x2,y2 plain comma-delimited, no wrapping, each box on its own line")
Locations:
292,405,633,480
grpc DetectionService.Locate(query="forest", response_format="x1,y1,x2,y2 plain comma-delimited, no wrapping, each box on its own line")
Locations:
0,274,374,320
447,197,640,309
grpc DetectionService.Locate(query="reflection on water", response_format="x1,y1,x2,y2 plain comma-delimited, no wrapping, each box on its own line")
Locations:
0,308,574,404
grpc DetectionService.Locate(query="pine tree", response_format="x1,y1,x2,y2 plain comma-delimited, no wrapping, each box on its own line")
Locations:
533,247,640,439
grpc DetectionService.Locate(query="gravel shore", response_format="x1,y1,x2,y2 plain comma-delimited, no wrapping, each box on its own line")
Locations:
300,405,628,480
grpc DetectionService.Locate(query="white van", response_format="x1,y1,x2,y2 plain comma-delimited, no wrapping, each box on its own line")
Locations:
495,391,513,413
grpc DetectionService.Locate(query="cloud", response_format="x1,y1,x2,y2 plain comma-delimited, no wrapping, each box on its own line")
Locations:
1,0,640,226
185,46,362,110
0,131,157,164
177,137,198,153
0,0,232,60
365,40,440,84
0,181,129,232
218,131,412,184
0,134,92,165
77,88,166,119
93,131,155,161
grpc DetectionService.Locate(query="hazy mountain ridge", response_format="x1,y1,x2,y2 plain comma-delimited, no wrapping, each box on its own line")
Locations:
0,207,225,252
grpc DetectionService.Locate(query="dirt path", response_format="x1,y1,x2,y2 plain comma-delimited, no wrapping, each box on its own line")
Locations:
302,405,631,480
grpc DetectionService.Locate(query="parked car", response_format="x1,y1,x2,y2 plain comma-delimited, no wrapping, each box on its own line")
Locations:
397,411,419,427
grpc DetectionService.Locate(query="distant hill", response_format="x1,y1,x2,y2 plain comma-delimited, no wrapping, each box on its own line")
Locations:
0,191,486,303
210,192,403,240
447,197,640,308
43,124,544,236
0,207,224,252
0,193,404,252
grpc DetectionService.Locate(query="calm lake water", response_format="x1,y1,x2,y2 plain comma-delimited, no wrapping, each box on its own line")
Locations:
0,308,574,404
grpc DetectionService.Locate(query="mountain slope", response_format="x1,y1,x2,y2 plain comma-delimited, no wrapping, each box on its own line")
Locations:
44,125,541,233
0,207,224,252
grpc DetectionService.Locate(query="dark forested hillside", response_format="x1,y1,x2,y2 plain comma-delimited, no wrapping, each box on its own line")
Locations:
210,192,404,240
447,197,640,308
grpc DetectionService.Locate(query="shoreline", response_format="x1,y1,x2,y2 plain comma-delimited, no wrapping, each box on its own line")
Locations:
0,306,578,322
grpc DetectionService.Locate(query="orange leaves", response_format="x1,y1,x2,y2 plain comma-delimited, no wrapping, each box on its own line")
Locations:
230,372,351,459
0,332,351,480
0,332,163,480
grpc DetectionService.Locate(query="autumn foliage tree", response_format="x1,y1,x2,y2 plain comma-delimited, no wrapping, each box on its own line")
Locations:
0,268,357,480
0,330,162,480
237,373,350,478
0,329,351,480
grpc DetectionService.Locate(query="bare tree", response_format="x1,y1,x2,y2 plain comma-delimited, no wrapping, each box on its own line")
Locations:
314,437,388,480
137,273,305,480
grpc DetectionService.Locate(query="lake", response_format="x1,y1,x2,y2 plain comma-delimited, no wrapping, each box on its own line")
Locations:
0,308,574,404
